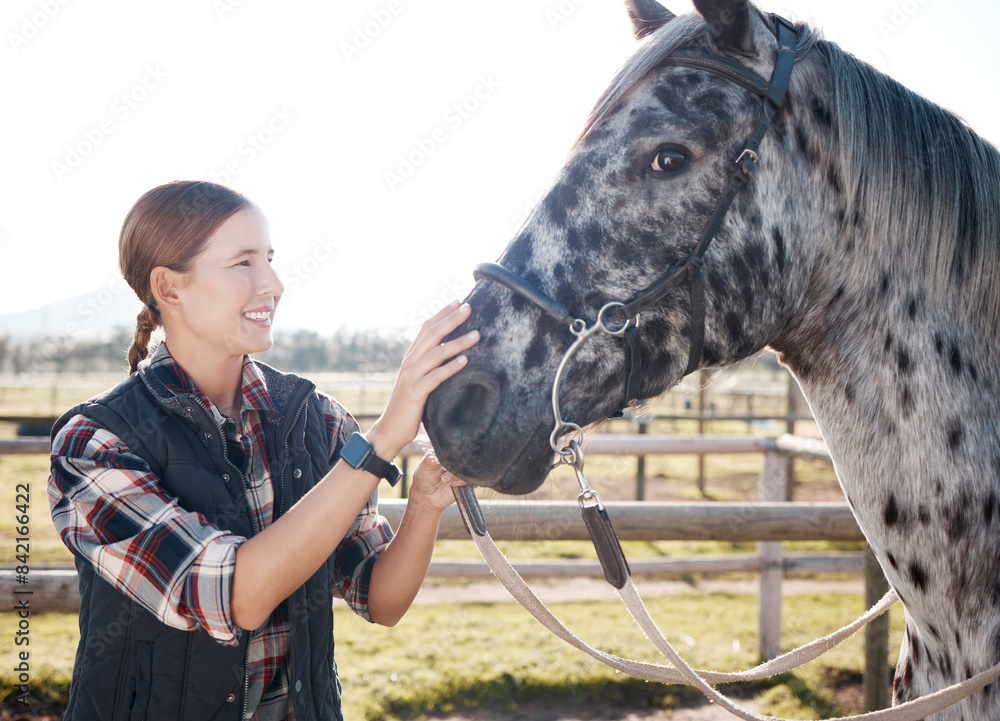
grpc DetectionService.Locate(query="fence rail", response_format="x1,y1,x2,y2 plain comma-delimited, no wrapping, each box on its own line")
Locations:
0,431,891,710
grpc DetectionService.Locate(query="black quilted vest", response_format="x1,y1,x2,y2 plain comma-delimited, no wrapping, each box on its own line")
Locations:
51,358,347,721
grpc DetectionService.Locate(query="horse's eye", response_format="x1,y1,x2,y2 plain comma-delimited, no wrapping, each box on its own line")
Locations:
651,147,687,173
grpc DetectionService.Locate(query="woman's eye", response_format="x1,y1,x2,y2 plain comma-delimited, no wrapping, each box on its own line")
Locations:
651,148,687,172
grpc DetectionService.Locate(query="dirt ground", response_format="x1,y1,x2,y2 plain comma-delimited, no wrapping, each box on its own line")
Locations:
428,695,764,721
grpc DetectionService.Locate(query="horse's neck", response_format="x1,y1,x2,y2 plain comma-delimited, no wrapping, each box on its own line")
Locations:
777,262,1000,527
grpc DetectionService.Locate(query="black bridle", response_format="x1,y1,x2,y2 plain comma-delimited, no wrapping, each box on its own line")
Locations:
474,15,799,416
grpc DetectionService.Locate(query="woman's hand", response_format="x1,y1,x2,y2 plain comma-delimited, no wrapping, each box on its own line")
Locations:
407,450,465,512
367,301,479,460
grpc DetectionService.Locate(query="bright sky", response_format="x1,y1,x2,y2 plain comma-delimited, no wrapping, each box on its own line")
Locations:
3,0,998,339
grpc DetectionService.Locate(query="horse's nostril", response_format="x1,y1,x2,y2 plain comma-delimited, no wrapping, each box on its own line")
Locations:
450,382,490,428
427,370,500,447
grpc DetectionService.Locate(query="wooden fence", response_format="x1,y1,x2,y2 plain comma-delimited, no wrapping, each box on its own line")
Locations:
0,433,892,710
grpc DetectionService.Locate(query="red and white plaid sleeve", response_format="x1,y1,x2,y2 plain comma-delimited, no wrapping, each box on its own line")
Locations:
48,414,246,644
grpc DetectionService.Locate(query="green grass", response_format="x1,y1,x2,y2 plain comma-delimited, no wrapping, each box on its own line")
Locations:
1,593,904,720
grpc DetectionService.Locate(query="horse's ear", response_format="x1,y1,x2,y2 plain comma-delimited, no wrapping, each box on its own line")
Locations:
625,0,675,40
692,0,751,51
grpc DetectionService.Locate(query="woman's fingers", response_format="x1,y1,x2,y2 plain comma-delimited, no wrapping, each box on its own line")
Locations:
402,328,479,384
406,301,472,359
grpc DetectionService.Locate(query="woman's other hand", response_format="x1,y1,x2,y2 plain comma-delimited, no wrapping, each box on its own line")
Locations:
407,450,465,512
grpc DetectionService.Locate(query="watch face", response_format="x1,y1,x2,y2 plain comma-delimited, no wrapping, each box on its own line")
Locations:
341,433,371,468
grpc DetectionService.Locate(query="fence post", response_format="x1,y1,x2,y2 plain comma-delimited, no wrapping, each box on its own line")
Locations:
864,544,891,711
635,418,647,501
697,368,709,495
785,376,808,501
758,448,787,661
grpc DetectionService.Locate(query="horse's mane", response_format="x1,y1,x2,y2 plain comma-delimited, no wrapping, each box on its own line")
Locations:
581,10,1000,327
816,39,1000,326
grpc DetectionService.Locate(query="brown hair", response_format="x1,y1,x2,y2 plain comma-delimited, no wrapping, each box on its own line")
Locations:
119,180,253,373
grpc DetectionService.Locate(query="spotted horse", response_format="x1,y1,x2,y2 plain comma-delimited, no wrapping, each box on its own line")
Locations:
423,0,1000,717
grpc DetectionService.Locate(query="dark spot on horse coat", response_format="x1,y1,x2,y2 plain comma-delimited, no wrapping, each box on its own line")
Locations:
794,124,816,164
985,491,998,524
900,384,913,415
947,418,964,451
909,561,929,592
844,382,855,404
724,311,743,347
808,95,833,129
880,272,891,296
523,332,550,371
947,493,969,540
770,227,785,271
701,345,721,366
887,551,898,569
897,348,911,374
950,345,963,375
884,493,902,527
826,164,843,196
940,649,954,679
828,285,845,310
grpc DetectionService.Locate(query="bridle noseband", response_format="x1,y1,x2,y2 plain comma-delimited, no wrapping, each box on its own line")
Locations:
473,15,799,469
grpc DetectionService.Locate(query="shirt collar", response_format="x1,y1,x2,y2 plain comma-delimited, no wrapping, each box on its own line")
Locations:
147,342,281,418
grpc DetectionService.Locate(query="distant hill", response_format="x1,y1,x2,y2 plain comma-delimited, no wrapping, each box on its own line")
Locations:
0,289,142,341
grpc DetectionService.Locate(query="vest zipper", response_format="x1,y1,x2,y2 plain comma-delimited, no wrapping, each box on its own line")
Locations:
277,393,311,517
190,387,312,718
185,396,258,720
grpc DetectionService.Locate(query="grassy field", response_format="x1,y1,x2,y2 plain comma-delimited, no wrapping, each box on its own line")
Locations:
0,595,904,720
0,369,889,720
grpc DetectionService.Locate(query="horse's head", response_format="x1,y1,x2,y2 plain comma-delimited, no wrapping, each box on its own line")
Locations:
425,0,832,493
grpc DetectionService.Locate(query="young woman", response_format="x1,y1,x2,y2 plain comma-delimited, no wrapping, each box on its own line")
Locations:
47,180,479,721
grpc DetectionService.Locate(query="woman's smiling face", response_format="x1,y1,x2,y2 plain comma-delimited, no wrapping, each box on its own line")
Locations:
168,207,284,358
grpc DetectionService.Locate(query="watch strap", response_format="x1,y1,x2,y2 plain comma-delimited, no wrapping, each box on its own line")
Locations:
342,432,402,487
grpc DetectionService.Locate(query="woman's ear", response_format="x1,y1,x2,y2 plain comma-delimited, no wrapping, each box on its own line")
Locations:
150,266,182,311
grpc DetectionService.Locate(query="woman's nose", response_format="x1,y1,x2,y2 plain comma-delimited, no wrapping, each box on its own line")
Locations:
261,263,284,298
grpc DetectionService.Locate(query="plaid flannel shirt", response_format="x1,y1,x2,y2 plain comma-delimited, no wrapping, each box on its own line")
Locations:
48,343,394,720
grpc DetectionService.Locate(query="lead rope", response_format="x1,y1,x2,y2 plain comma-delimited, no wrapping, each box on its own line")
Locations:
451,480,1000,720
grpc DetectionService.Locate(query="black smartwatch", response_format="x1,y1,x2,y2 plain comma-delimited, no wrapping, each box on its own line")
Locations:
340,432,402,487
